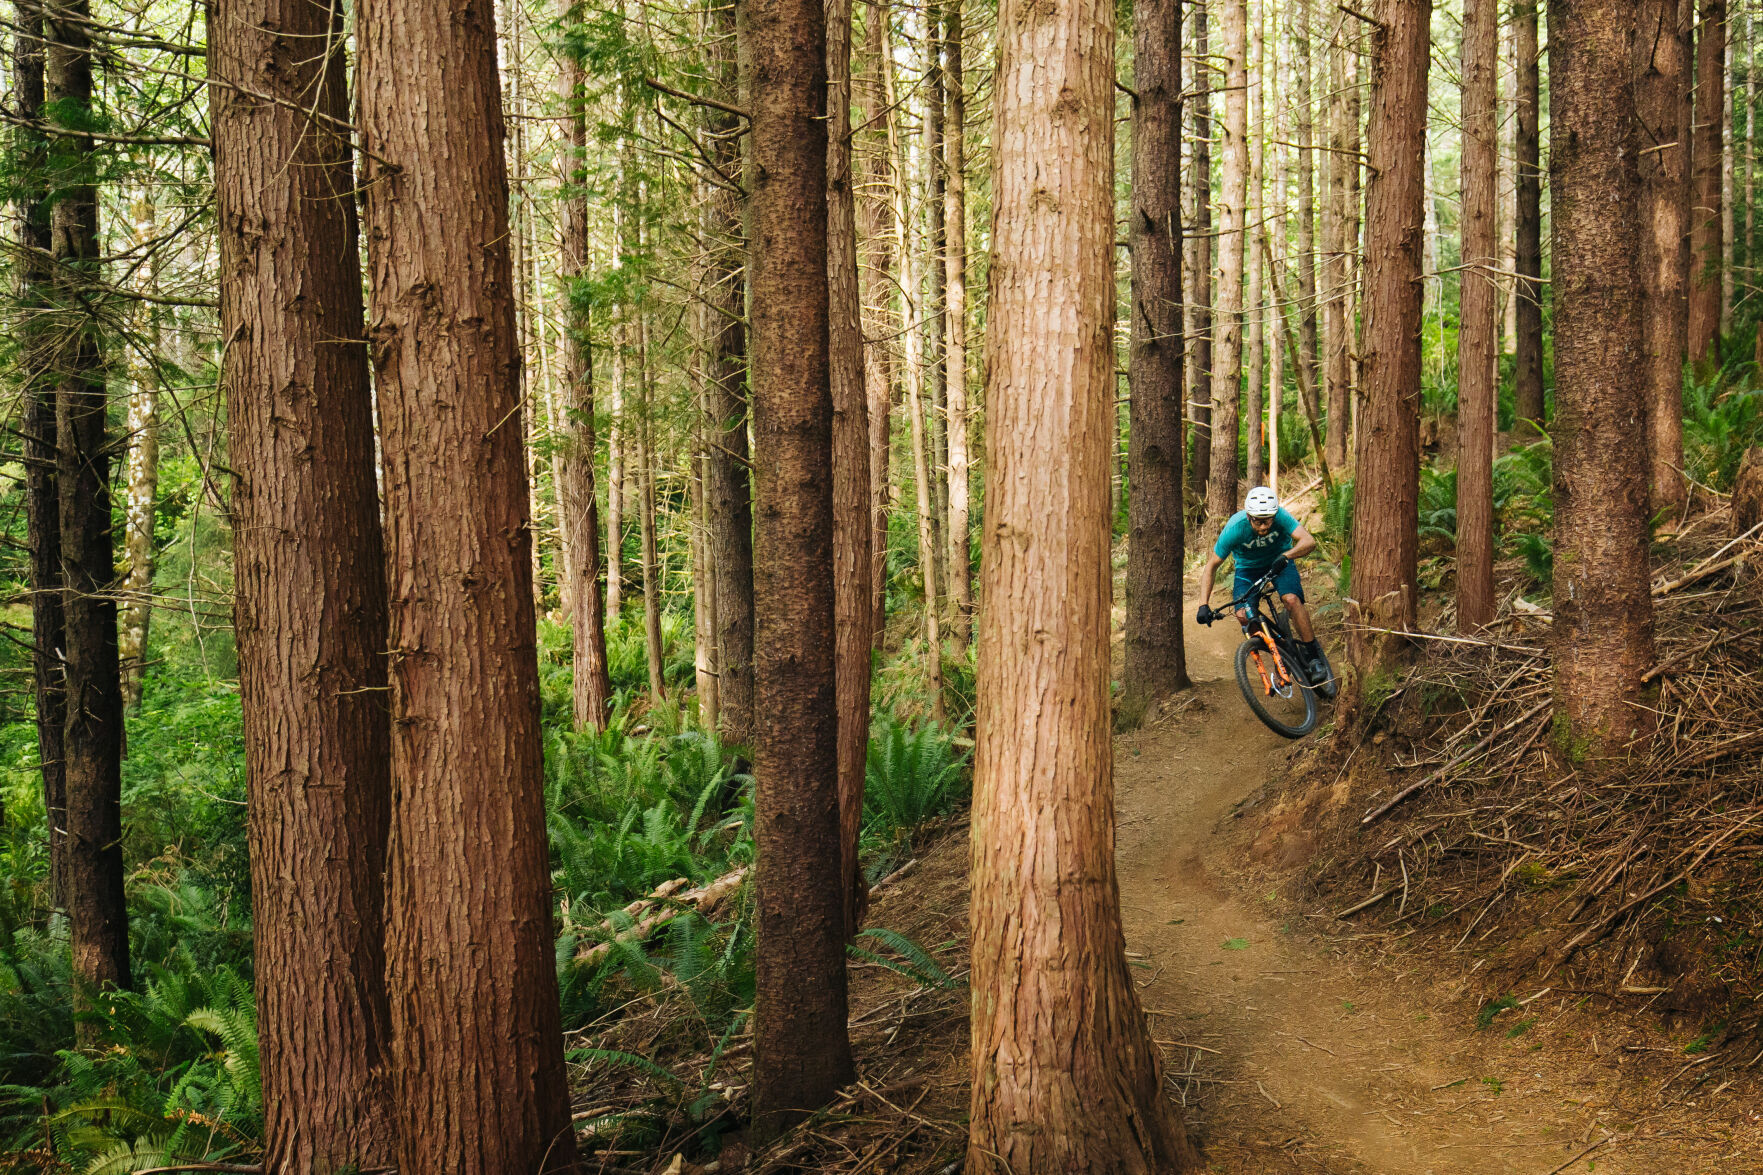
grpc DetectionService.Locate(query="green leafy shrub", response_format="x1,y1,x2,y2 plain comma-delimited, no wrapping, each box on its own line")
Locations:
1682,374,1763,492
863,716,969,846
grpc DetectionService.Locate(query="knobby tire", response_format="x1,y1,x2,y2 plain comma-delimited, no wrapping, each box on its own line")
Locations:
1234,636,1318,738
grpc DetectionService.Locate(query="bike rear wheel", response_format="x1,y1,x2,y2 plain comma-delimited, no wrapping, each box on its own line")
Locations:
1234,636,1318,738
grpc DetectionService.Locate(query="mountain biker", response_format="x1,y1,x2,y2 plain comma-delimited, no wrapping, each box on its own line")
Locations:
1194,486,1330,684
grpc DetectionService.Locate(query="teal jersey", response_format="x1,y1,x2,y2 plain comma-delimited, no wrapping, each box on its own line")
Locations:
1213,507,1299,574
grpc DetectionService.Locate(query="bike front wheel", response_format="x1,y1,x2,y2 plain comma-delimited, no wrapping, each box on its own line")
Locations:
1234,637,1318,738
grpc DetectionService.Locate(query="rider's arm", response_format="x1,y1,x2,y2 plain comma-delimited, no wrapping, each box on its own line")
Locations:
1197,551,1224,606
1285,524,1318,561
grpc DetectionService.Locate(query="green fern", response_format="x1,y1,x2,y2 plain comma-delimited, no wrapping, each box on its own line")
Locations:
567,1047,687,1089
863,716,969,842
848,927,960,991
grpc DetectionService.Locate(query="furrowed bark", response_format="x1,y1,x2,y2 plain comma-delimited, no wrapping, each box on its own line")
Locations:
1187,1,1214,510
1512,0,1545,426
943,0,972,644
1688,0,1725,363
969,0,1200,1165
1124,0,1192,718
1456,0,1498,629
356,0,578,1161
742,0,857,1133
1348,0,1430,652
1548,0,1659,753
1205,0,1249,532
212,0,397,1157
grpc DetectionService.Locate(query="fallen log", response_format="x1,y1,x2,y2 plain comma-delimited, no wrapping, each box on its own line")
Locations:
574,866,749,967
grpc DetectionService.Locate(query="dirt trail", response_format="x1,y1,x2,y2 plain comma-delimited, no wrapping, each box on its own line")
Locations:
1113,617,1657,1175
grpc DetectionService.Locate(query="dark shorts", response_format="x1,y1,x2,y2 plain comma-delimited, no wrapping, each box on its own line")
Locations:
1234,562,1304,614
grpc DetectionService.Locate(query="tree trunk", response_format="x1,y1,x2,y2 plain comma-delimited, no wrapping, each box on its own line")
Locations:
1245,0,1266,489
1206,0,1249,531
860,0,895,648
970,0,1201,1166
1636,0,1693,519
707,0,755,752
1187,2,1213,509
212,0,397,1156
1548,0,1659,753
1457,0,1498,629
1721,26,1735,336
637,314,667,703
923,15,949,583
1124,0,1191,720
827,0,874,937
690,391,720,729
607,342,626,622
943,0,973,645
740,0,857,1134
48,0,130,1015
1295,0,1321,440
119,198,160,712
12,0,67,914
1688,0,1725,363
356,0,577,1163
1500,15,1520,353
1349,0,1430,650
886,41,946,720
1324,18,1353,471
558,29,614,731
1513,0,1545,426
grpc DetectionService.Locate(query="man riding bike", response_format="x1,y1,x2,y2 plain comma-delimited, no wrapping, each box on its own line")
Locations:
1195,486,1329,685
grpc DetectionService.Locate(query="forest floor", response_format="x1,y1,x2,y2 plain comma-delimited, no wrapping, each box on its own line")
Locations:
821,611,1763,1175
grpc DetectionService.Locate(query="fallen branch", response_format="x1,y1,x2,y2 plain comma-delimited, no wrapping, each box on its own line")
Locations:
1334,888,1395,919
1652,523,1760,596
575,867,749,967
1360,700,1553,825
1342,624,1544,657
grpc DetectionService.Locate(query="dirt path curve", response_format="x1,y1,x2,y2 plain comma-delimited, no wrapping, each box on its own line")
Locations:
1113,617,1638,1175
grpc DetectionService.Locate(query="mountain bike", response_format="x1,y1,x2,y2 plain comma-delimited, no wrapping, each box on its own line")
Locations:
1201,565,1334,739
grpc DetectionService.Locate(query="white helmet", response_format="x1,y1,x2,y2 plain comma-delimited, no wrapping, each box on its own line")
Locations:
1244,486,1280,518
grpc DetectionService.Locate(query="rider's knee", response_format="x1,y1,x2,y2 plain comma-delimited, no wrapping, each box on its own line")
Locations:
1282,593,1303,610
1235,608,1252,625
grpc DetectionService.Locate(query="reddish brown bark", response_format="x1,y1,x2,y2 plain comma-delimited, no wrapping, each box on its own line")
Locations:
1125,0,1191,717
1688,0,1725,363
1323,20,1353,471
1186,2,1213,506
356,0,577,1164
48,0,130,1014
1205,0,1249,531
969,0,1200,1167
12,0,66,913
827,0,874,937
212,0,397,1160
1457,0,1498,629
1349,0,1430,641
741,0,857,1134
1636,0,1693,518
1295,0,1321,438
1548,0,1659,753
559,26,613,731
1513,0,1545,427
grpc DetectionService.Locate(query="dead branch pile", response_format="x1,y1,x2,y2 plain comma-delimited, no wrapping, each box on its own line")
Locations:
1310,515,1763,1031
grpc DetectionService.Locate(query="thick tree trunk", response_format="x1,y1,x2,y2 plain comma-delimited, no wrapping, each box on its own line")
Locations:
1688,0,1725,363
1187,2,1213,508
859,0,894,648
212,0,397,1158
1637,0,1693,519
12,0,67,913
1205,0,1249,531
943,0,972,645
827,0,874,937
356,0,577,1163
887,43,946,720
1348,0,1429,649
970,0,1200,1166
1124,0,1191,719
1513,0,1545,426
48,0,130,1015
559,31,613,731
1548,0,1659,753
741,0,857,1134
707,0,755,752
1457,0,1498,629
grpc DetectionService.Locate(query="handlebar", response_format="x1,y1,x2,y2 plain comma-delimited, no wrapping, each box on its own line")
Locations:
1199,563,1283,626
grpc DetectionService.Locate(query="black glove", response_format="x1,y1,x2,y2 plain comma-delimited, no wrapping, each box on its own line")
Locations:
1269,554,1291,576
1196,604,1214,626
